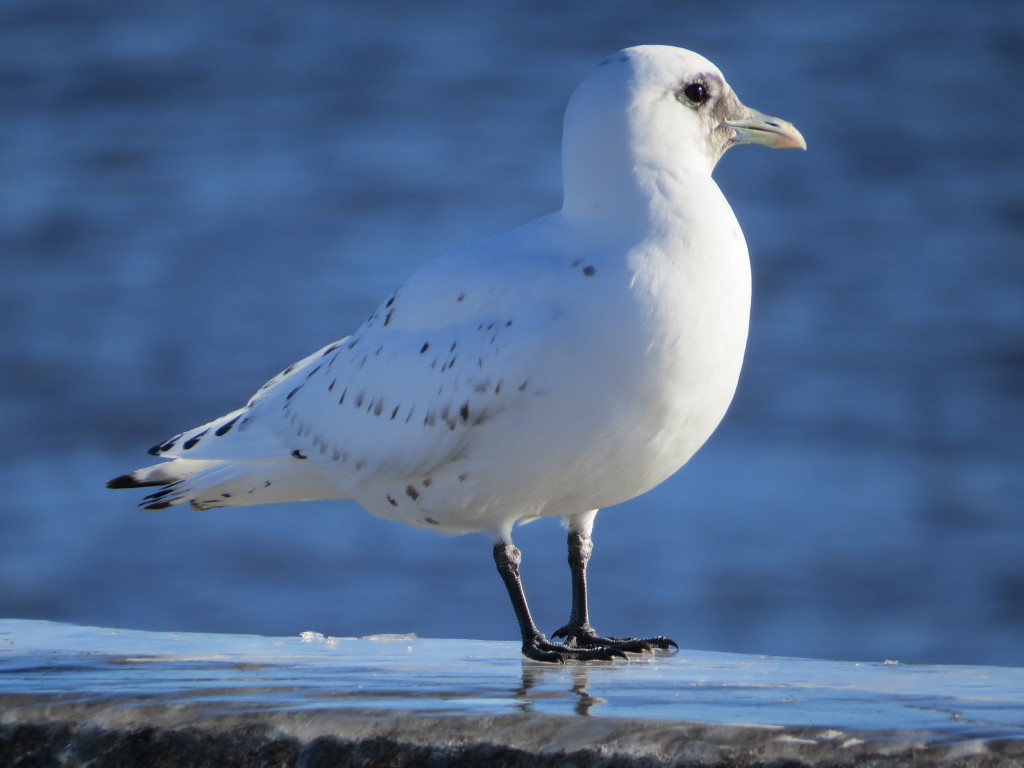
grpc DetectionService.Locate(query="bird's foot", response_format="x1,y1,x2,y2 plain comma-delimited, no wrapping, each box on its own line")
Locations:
551,624,678,655
521,633,629,663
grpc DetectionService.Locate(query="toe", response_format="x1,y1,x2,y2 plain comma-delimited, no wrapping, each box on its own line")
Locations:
552,628,679,654
521,636,629,663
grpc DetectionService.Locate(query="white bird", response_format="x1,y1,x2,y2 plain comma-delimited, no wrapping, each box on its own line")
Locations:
109,45,805,662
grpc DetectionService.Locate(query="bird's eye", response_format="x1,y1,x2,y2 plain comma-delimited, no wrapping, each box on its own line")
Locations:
678,81,709,106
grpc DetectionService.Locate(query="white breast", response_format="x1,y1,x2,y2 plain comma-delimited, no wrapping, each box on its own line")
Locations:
348,175,751,532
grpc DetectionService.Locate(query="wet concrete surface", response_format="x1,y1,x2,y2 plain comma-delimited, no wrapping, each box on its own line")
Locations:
1,620,1022,766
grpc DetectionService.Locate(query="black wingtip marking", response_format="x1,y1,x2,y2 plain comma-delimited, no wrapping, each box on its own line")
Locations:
142,500,173,511
291,449,307,460
106,474,164,489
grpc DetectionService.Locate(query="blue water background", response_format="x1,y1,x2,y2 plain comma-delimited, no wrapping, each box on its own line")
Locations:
1,0,1022,666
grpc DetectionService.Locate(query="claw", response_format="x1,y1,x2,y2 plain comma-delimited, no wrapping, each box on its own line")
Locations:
551,627,678,655
522,635,629,663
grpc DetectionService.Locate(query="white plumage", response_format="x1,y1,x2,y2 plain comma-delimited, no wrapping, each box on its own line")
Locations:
110,45,804,661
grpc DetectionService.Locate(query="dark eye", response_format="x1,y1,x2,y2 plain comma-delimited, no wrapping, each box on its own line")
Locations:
679,81,709,106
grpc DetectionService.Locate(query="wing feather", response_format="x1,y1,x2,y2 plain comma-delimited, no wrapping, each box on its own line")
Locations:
148,243,569,488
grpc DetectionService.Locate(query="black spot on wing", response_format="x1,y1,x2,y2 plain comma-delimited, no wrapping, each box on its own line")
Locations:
148,436,179,456
214,414,241,437
582,265,596,276
420,342,430,354
182,429,209,450
386,494,398,507
405,485,420,501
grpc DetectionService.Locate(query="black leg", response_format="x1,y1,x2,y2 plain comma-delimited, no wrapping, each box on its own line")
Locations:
551,530,678,654
492,542,626,662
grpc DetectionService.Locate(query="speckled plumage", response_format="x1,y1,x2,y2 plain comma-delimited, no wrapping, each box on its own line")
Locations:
110,46,804,661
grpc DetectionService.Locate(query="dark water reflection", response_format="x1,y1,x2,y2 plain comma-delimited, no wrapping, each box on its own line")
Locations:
1,1,1021,666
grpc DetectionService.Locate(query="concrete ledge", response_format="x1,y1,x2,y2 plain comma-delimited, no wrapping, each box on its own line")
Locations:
2,620,1022,767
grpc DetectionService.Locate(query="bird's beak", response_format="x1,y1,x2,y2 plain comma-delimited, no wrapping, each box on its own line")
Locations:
723,108,806,150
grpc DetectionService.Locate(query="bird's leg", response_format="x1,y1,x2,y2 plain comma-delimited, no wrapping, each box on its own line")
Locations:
551,530,678,654
492,542,625,662
553,529,595,637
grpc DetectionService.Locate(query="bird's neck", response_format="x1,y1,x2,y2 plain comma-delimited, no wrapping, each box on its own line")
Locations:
560,157,720,240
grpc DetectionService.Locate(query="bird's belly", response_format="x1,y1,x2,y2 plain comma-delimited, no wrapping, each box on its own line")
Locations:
550,331,748,509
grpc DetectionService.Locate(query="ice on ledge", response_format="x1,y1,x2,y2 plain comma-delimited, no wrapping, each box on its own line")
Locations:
1,620,1022,767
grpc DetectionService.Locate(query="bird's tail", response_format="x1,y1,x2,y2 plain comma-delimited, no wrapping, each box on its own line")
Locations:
107,458,344,511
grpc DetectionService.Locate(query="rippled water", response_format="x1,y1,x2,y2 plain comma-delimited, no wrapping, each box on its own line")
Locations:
1,0,1022,666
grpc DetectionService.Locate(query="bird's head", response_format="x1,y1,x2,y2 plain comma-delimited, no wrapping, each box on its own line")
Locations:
561,45,805,217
